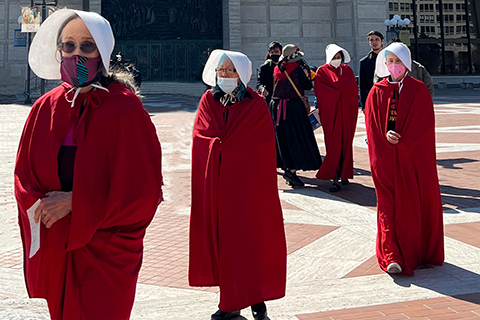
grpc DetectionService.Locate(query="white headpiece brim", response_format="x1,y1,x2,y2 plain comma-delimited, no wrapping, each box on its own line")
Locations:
376,42,412,78
202,49,252,87
325,44,351,64
28,9,114,80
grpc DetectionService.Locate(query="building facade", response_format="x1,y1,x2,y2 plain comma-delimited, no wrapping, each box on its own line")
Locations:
0,0,477,101
388,0,480,75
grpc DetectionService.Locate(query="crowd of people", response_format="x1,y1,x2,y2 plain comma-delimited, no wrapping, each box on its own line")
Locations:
14,8,444,320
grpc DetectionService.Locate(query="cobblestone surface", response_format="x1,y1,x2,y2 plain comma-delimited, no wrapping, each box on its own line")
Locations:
0,91,479,319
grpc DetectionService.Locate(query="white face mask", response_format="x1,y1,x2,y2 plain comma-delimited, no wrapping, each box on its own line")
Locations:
217,77,239,94
330,59,342,68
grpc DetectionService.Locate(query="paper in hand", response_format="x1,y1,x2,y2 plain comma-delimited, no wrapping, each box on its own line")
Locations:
27,199,42,258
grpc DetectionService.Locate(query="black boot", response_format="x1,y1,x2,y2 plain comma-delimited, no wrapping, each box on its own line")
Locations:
211,309,241,320
329,181,342,192
283,170,304,187
251,302,267,320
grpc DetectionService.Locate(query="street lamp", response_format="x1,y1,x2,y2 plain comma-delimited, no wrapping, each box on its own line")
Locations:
385,14,411,44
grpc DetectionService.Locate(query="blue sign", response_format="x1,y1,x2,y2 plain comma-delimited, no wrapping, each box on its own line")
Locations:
14,29,27,47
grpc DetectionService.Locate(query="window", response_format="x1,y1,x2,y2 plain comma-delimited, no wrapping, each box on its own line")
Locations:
444,15,454,23
389,2,393,10
420,15,425,22
420,4,424,11
394,3,399,11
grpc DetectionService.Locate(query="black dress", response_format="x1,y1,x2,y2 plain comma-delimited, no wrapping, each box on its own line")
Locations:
270,63,322,171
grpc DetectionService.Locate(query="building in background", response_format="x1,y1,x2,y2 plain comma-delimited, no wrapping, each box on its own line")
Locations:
388,0,479,75
0,0,478,101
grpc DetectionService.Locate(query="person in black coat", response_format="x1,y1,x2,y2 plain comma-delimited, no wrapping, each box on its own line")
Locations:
359,30,384,110
256,41,282,104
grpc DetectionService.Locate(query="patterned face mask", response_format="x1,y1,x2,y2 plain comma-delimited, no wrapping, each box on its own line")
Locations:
60,55,102,87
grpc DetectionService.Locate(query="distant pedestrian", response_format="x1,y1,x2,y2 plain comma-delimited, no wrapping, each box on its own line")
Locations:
271,44,322,187
256,41,282,104
15,9,163,320
189,49,287,320
359,30,384,110
365,42,444,276
314,44,359,192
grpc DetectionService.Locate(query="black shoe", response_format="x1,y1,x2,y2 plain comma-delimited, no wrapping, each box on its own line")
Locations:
251,302,268,320
329,182,342,192
211,310,241,320
341,179,349,185
252,310,268,320
283,170,305,187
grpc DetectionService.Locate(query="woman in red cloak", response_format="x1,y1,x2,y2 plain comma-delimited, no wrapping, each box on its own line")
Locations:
189,49,287,320
14,9,163,319
314,44,359,192
365,42,444,276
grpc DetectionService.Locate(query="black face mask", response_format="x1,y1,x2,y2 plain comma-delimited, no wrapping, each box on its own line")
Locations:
270,54,280,63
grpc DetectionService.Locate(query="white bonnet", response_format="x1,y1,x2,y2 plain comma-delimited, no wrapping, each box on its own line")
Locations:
325,44,351,64
375,42,412,78
28,9,114,80
202,49,252,87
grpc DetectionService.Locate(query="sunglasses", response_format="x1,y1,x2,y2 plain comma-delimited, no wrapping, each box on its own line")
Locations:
59,41,98,54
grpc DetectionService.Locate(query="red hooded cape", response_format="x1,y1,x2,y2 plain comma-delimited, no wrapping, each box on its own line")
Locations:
365,76,444,276
314,64,358,180
14,83,163,320
189,88,287,311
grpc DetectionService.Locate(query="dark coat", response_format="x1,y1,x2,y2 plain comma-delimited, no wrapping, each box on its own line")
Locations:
359,51,378,109
256,59,276,103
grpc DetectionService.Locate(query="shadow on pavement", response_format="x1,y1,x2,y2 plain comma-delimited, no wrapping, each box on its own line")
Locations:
294,172,378,208
437,158,479,169
391,262,480,306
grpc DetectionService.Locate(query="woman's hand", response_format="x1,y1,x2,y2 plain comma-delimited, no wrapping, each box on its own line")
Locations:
386,130,401,145
261,87,269,97
34,191,72,228
278,59,288,72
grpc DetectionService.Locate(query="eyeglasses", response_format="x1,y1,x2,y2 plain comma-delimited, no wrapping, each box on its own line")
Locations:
215,68,237,74
59,41,98,54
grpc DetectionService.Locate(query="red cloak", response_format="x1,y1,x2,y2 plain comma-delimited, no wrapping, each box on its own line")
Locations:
365,76,444,276
189,88,287,311
14,83,163,320
314,64,358,180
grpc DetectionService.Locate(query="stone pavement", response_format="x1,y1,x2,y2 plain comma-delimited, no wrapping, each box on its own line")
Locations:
0,89,479,320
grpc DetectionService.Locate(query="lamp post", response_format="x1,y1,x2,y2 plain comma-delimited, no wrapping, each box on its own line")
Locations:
23,1,57,103
384,14,411,44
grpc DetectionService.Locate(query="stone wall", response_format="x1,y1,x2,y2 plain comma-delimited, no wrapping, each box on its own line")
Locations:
224,0,387,86
0,0,402,99
0,0,100,102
